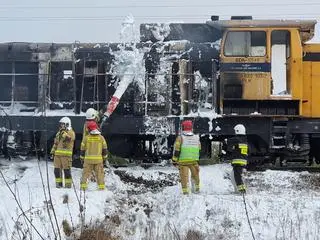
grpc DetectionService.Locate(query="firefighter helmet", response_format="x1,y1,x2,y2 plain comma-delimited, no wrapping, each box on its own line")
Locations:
85,108,98,120
234,124,246,135
59,117,72,130
182,120,193,131
87,121,98,132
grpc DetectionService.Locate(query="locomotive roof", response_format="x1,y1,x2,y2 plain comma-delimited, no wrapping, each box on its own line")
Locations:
207,19,317,42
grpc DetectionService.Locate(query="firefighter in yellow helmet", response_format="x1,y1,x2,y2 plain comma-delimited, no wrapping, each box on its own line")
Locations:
80,128,108,190
50,117,75,188
172,120,201,195
226,124,248,193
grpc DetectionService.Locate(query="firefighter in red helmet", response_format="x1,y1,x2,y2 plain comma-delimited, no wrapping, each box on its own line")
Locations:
172,120,201,195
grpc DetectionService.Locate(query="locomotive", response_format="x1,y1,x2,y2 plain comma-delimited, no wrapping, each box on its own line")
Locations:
0,16,320,166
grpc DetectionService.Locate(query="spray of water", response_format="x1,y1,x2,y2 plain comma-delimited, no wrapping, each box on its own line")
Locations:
104,15,147,117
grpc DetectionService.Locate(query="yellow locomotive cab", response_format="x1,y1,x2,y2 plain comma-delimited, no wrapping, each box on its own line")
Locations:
208,19,319,117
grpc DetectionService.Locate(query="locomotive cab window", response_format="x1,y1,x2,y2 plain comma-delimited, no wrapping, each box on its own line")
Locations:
50,61,74,102
271,30,291,95
224,31,266,57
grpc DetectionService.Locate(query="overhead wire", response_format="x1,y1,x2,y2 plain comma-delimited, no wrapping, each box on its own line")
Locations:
1,3,320,9
0,14,319,22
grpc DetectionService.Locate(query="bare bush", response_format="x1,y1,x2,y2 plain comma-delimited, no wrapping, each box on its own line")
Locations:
79,228,118,240
71,215,122,240
184,229,204,240
62,220,72,237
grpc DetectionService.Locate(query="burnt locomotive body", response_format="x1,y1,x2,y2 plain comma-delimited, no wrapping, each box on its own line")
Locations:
0,18,320,166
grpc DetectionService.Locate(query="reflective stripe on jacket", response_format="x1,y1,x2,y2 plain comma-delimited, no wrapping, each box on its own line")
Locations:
231,159,247,166
226,135,248,166
51,129,75,157
80,134,108,164
176,133,200,163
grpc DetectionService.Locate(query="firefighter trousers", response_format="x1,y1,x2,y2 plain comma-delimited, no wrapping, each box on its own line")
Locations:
178,163,200,194
81,162,105,190
53,155,72,188
232,164,246,191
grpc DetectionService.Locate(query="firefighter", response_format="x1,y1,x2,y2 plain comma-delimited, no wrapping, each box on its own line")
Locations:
83,108,100,139
50,117,75,188
226,124,248,193
172,120,201,195
80,128,108,190
83,108,102,182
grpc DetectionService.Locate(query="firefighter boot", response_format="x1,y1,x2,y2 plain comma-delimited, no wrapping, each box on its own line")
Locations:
54,168,62,188
64,169,72,188
237,184,246,194
191,179,200,193
191,179,195,193
182,187,189,195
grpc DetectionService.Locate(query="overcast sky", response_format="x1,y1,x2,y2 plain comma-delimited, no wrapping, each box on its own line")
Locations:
1,0,320,43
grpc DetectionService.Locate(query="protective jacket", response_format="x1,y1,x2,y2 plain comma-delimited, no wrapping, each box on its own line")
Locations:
172,132,200,164
226,135,248,166
80,134,108,164
50,129,75,157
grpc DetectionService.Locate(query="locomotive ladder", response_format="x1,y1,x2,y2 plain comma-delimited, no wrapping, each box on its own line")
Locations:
270,120,287,149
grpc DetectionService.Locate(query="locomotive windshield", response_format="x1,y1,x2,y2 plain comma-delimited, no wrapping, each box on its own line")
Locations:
224,31,266,57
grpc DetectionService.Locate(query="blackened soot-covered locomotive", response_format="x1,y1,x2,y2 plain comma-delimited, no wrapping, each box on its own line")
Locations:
0,16,320,167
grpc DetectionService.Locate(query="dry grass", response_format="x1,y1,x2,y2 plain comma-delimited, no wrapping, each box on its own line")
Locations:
184,229,204,240
75,215,122,240
62,220,72,237
79,229,119,240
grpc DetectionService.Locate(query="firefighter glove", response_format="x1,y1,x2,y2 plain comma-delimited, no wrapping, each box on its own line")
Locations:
60,130,68,139
101,115,109,126
172,160,178,167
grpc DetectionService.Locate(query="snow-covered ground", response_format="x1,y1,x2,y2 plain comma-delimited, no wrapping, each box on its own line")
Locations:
1,159,320,240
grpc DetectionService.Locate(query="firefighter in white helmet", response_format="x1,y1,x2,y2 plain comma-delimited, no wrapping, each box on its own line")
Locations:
225,124,248,193
83,108,100,140
82,108,102,182
50,117,75,188
80,128,108,190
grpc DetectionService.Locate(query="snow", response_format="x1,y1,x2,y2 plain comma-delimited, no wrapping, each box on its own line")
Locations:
143,116,174,136
250,111,262,115
150,23,171,42
1,159,320,240
211,39,222,51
